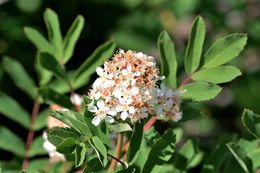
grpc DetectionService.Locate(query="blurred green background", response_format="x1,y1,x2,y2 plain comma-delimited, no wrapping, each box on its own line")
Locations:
0,0,260,171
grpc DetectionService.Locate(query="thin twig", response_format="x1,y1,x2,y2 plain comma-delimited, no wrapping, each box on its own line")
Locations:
22,98,40,169
108,133,123,171
107,153,126,167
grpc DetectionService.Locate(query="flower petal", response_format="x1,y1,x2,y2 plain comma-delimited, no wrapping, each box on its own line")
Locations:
92,116,101,126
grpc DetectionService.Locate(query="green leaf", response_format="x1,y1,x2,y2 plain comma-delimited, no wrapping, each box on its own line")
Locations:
35,52,53,86
108,123,133,133
142,128,176,173
127,122,143,164
75,142,87,167
157,31,178,88
27,159,48,173
173,140,203,171
39,52,70,86
0,126,25,157
181,82,222,101
192,66,241,84
2,56,37,99
91,136,108,167
241,109,260,139
32,109,47,130
203,34,247,68
29,136,46,157
56,137,76,154
74,40,116,83
201,136,231,173
47,127,80,146
39,87,73,109
49,70,90,94
43,8,63,59
185,16,205,74
226,142,252,173
24,27,54,54
0,92,30,128
83,157,103,173
50,110,92,137
63,15,84,63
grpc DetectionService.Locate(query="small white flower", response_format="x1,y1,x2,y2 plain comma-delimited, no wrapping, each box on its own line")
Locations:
92,116,102,126
88,105,97,112
43,140,56,153
135,52,144,58
131,87,139,96
106,116,115,123
114,88,122,99
95,92,101,100
97,100,107,111
115,105,124,112
96,67,104,76
121,69,128,76
93,78,103,89
106,110,117,116
140,112,148,118
134,71,141,77
128,106,136,114
165,89,174,98
120,111,128,120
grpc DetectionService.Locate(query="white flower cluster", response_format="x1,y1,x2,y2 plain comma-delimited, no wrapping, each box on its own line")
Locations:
87,49,182,126
152,83,183,121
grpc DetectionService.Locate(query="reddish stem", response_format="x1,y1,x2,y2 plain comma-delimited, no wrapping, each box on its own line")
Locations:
22,99,40,169
144,116,157,132
108,133,123,171
179,75,192,89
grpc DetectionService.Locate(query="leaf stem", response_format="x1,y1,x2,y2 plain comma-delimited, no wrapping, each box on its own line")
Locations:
22,98,40,170
179,75,193,89
108,133,124,171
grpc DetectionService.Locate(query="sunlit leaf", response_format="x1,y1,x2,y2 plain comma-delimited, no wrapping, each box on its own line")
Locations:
108,123,133,133
91,136,108,167
185,16,205,74
181,82,222,101
50,110,92,137
192,66,241,84
158,31,178,88
203,34,247,68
